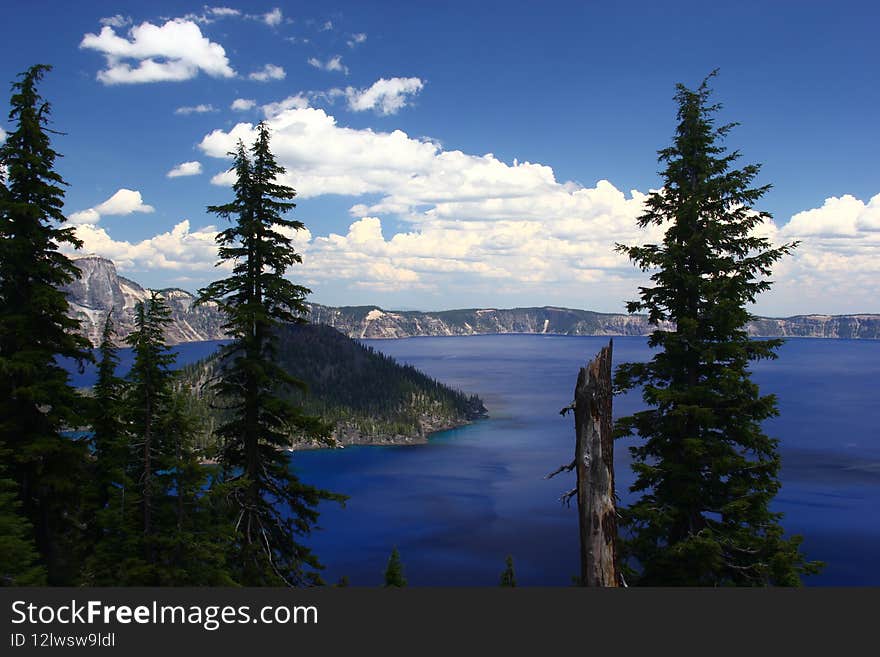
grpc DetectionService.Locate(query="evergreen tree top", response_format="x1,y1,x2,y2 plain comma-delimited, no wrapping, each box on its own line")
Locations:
0,63,84,298
383,547,407,587
2,65,67,213
0,63,91,585
617,71,798,330
613,72,820,586
196,118,342,586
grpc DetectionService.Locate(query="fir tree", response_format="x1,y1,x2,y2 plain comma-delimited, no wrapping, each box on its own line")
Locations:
499,554,517,587
80,313,131,583
0,446,46,586
198,123,343,586
86,301,232,585
91,313,127,511
0,64,92,582
152,388,235,585
124,292,175,577
614,71,821,586
383,547,407,587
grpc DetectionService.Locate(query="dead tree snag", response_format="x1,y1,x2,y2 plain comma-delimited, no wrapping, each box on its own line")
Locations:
548,340,619,586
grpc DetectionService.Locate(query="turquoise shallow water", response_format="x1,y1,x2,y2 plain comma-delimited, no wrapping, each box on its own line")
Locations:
65,334,880,585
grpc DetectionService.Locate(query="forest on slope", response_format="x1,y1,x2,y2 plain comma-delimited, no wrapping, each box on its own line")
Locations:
179,323,488,449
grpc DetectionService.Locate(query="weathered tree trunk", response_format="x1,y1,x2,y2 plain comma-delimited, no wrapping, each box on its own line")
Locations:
550,341,619,586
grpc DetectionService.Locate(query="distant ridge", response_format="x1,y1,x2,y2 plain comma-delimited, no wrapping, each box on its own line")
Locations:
63,256,880,345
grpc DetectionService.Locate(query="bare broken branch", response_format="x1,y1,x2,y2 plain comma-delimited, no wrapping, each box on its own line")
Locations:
545,460,576,480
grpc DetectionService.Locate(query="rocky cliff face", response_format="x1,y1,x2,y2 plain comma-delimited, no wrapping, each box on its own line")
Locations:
63,256,227,346
308,305,880,340
63,256,880,345
746,315,880,339
306,304,677,338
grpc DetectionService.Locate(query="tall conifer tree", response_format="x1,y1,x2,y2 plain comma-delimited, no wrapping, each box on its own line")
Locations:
124,292,175,577
0,64,92,582
198,123,342,586
87,297,232,585
614,72,821,585
0,447,46,586
153,386,236,585
80,313,131,583
92,313,127,511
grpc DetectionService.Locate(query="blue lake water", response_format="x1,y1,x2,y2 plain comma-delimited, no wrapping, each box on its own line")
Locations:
69,335,880,586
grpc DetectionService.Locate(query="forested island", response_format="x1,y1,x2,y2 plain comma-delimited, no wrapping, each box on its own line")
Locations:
179,323,487,449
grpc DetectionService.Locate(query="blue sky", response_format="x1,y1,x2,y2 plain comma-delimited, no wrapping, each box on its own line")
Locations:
1,0,878,315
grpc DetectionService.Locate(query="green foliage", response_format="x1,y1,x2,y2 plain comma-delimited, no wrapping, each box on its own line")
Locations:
85,294,234,585
0,64,92,583
499,554,517,587
197,123,344,586
0,448,46,586
149,390,236,586
125,293,176,557
179,323,486,446
91,314,127,511
80,313,132,584
383,547,407,587
274,323,485,437
613,71,821,586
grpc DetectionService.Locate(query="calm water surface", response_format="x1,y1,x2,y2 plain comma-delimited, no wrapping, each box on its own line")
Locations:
299,335,880,586
69,335,880,585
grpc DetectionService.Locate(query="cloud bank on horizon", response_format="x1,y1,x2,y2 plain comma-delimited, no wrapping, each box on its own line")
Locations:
71,102,880,313
60,10,879,315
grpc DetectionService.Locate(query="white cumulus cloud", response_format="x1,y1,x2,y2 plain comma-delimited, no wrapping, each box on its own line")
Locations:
231,98,256,111
262,8,283,26
260,93,311,118
347,33,367,48
72,220,223,272
307,55,348,74
763,192,880,312
74,104,879,313
195,107,660,300
780,194,874,238
179,6,242,24
80,19,236,84
208,7,240,18
342,77,424,115
195,106,880,312
68,209,101,226
94,189,155,215
69,189,155,225
249,64,286,82
175,104,216,115
68,219,310,277
256,78,423,119
100,15,131,28
167,161,203,178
